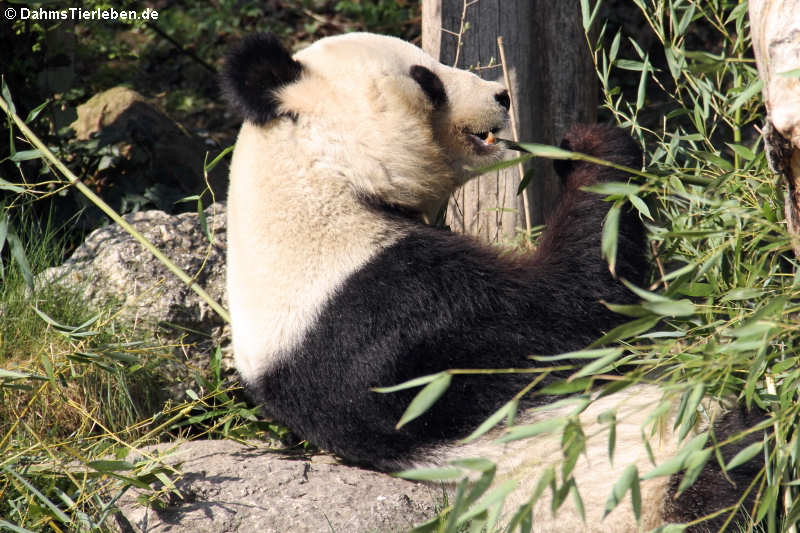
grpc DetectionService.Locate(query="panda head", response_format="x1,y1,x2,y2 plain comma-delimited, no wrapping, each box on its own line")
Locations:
221,32,510,217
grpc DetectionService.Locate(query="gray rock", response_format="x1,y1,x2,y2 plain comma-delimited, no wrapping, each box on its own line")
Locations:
70,87,227,204
40,203,231,373
115,440,442,533
42,203,227,330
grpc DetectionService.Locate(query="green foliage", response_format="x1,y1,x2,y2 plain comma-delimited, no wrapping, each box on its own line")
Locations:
399,1,797,531
335,0,418,35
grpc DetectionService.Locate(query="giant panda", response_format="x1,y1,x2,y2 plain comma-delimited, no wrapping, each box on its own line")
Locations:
220,32,763,532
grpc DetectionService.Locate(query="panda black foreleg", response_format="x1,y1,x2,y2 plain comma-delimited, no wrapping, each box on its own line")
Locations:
521,124,649,343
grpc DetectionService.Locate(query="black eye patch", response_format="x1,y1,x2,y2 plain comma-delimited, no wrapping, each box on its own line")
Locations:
409,65,447,109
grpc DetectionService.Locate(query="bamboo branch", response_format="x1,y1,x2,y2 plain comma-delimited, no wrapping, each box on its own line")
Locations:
497,36,532,236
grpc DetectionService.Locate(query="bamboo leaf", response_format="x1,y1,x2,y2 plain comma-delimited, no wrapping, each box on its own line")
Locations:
456,480,516,525
598,410,617,463
0,519,36,533
616,59,647,71
628,194,652,220
620,279,672,303
462,400,518,443
449,457,496,473
589,315,660,346
0,369,34,380
609,31,621,63
583,182,641,196
395,373,451,428
602,203,621,276
9,149,43,162
517,166,536,195
727,79,763,114
570,349,624,379
373,372,441,393
87,460,136,472
631,467,641,521
6,226,32,289
570,479,586,522
471,153,533,175
579,0,590,30
0,177,26,193
676,449,712,496
642,432,708,480
725,143,755,162
603,302,651,317
539,378,593,395
497,416,566,443
721,288,763,302
514,142,577,160
2,466,70,524
392,466,464,481
531,347,623,362
636,54,649,110
725,442,763,472
678,383,704,440
603,464,638,518
24,100,49,123
1,77,16,116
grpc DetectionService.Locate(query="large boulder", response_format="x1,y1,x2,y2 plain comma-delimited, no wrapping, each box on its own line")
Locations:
40,203,229,356
70,86,227,208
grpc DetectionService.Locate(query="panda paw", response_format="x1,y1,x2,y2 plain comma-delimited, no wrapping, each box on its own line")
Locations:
553,124,642,189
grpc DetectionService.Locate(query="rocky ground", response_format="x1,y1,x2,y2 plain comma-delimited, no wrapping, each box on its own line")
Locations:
114,440,442,533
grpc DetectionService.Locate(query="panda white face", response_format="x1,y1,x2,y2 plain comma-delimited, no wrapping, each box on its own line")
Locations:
286,33,510,173
223,32,510,218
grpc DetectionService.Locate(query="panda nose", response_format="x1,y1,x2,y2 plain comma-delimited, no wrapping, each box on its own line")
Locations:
495,90,510,111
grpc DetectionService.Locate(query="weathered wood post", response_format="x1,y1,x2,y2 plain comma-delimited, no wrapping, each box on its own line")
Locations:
749,0,800,254
422,0,597,242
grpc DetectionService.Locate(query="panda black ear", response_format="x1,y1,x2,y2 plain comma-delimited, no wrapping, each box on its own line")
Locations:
410,65,447,109
221,33,303,125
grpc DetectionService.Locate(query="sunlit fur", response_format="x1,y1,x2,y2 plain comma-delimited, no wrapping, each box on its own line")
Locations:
227,33,508,383
223,33,761,533
448,385,682,532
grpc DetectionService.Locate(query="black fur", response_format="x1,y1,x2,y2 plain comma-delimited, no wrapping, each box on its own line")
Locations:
250,125,648,469
220,33,303,125
495,90,510,111
665,408,766,532
410,65,448,109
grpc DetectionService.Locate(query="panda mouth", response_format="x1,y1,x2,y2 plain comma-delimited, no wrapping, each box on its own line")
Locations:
465,127,503,154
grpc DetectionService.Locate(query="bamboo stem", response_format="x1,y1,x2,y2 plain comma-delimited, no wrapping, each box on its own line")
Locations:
497,36,532,236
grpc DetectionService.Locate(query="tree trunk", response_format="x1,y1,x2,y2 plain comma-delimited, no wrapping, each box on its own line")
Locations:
422,0,597,242
749,0,800,255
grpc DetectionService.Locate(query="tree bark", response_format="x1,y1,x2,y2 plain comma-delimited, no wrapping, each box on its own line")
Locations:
422,0,597,242
749,0,800,254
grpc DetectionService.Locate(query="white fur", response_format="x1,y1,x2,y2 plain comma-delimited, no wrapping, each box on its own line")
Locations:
227,121,403,383
435,385,688,532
